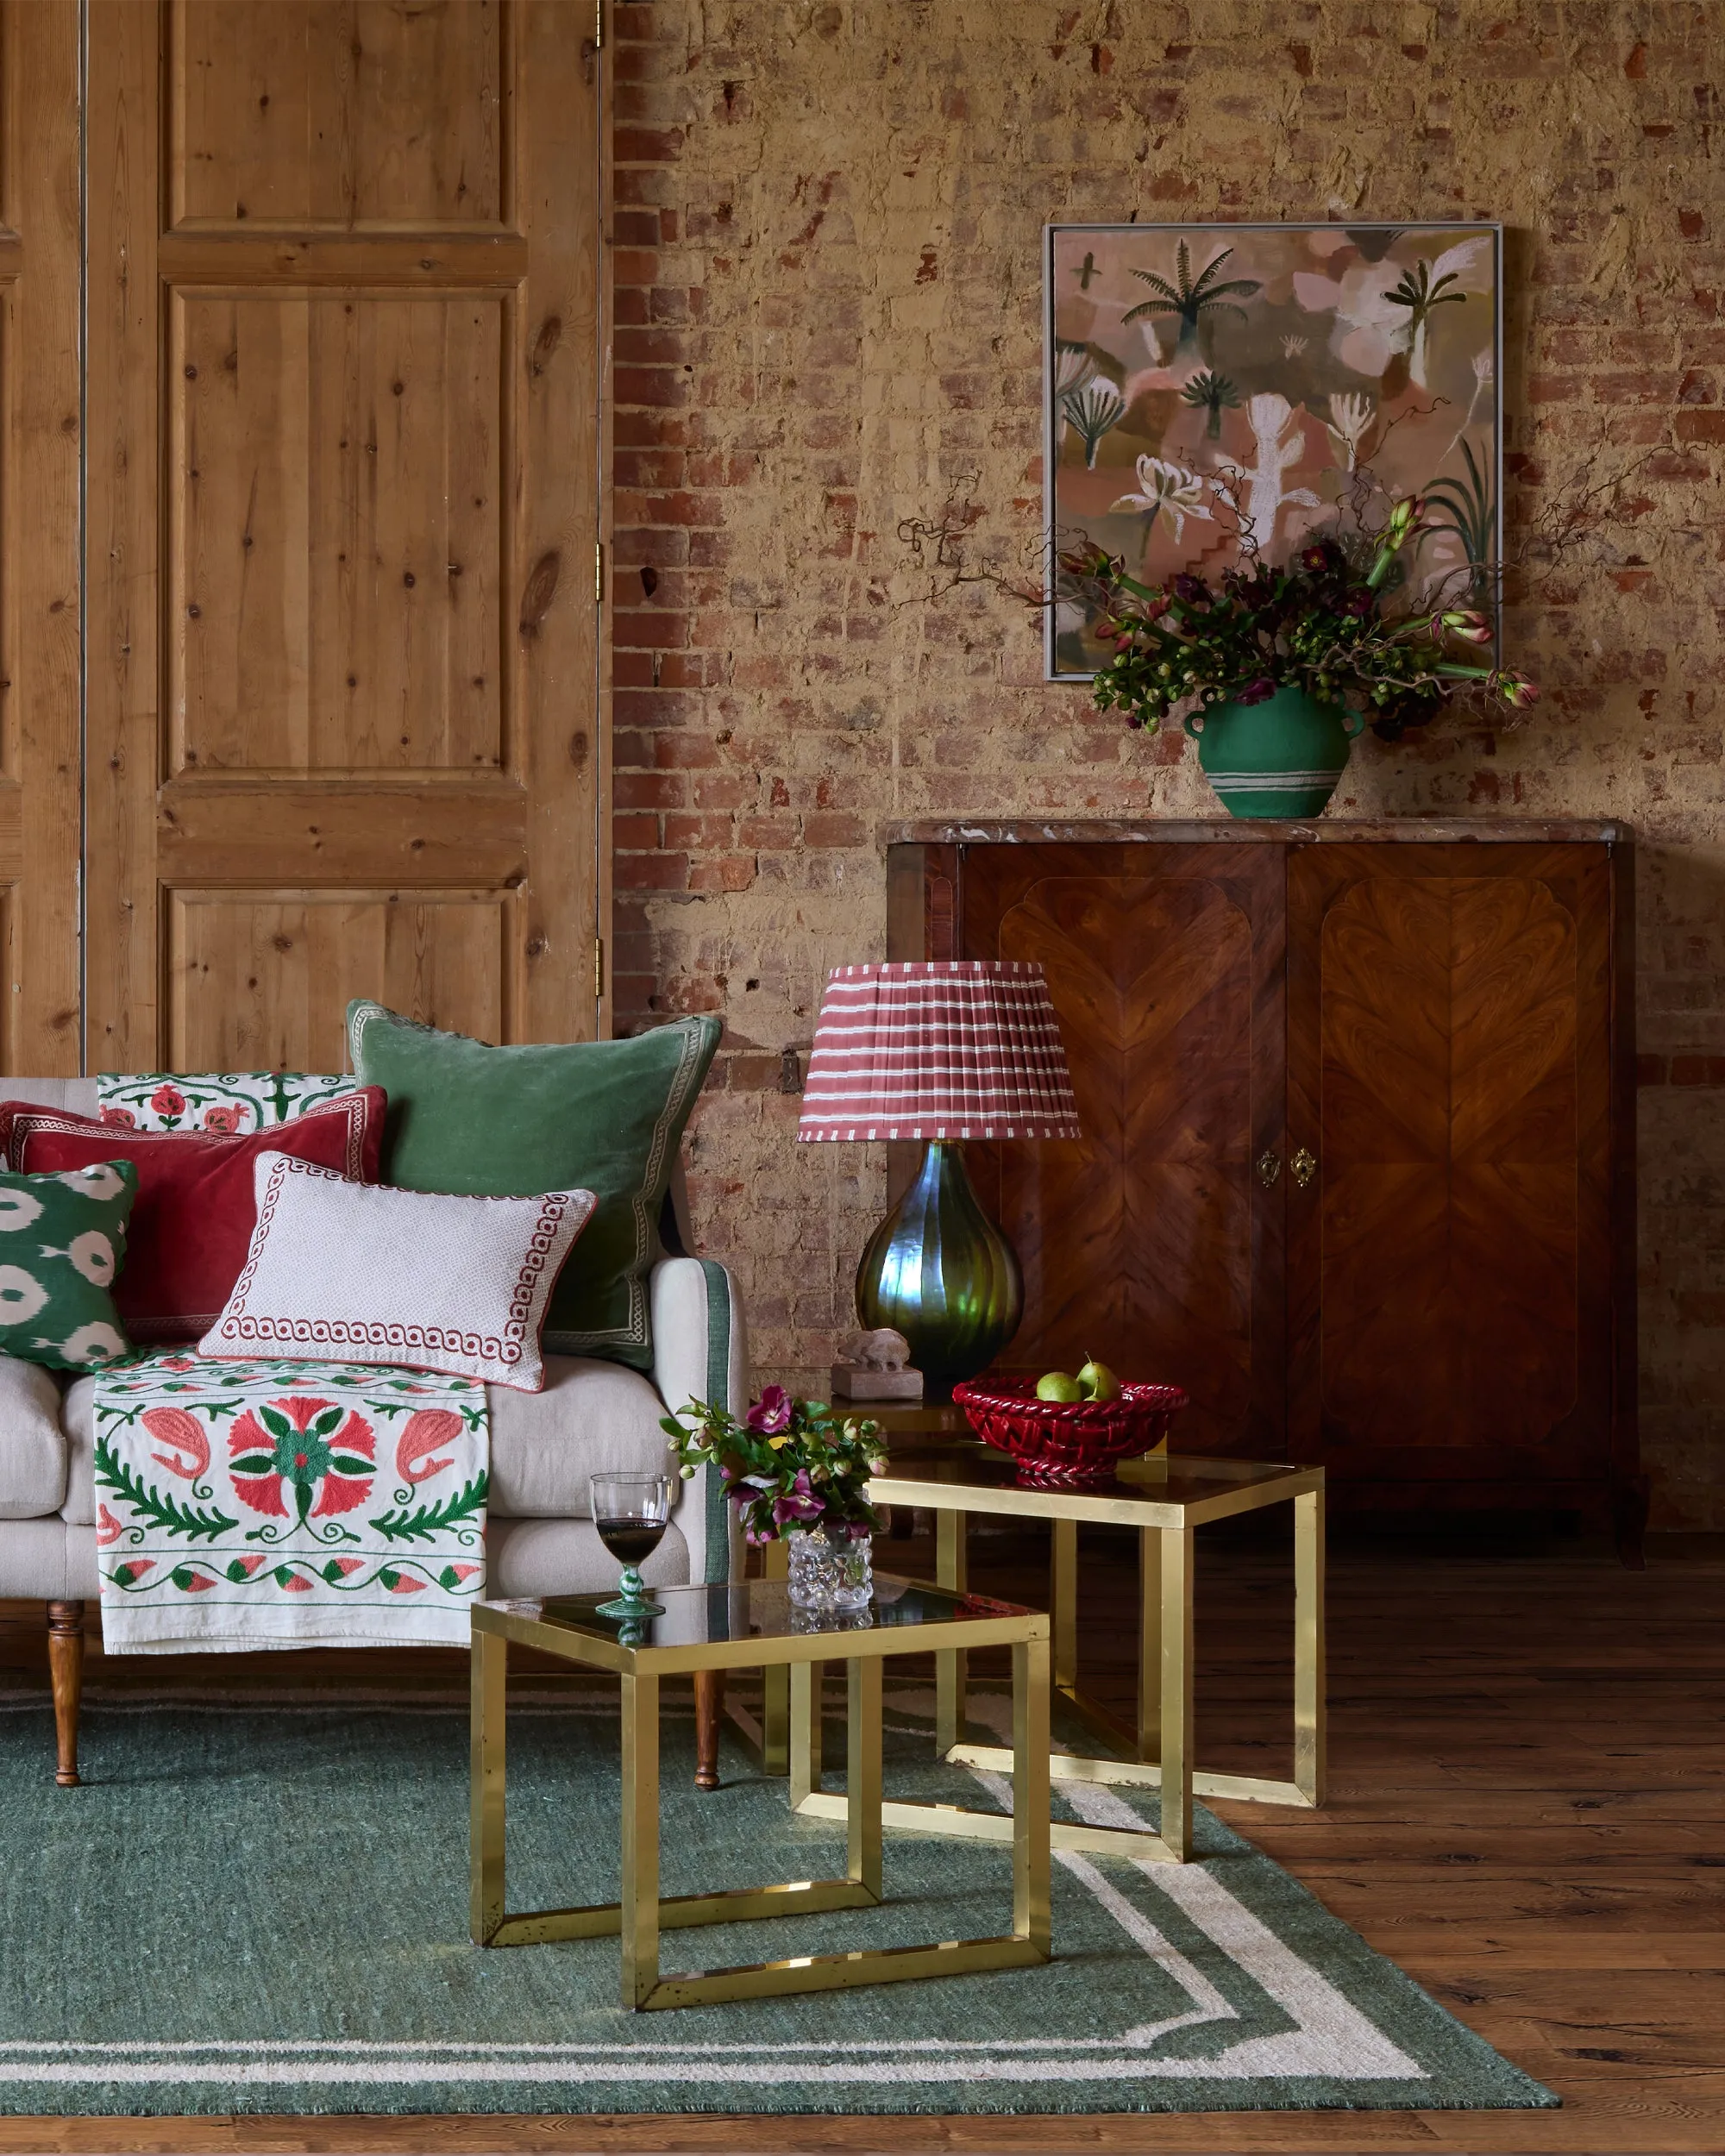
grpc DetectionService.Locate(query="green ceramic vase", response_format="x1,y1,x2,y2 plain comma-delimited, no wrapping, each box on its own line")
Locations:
855,1140,1022,1399
1183,684,1365,819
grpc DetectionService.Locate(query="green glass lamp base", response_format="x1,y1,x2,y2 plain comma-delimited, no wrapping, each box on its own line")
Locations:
856,1140,1023,1399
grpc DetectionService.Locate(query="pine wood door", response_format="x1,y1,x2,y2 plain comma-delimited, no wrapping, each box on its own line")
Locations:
957,843,1287,1457
85,1,601,1071
0,5,80,1071
1286,843,1618,1507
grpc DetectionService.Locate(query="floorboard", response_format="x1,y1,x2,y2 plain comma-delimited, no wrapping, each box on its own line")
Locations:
1,1524,1722,2152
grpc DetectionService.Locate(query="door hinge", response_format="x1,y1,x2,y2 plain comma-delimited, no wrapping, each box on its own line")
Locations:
595,0,605,47
595,541,605,604
594,937,605,1000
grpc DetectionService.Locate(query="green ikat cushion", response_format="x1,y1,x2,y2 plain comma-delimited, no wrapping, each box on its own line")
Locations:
347,1002,720,1372
0,1159,139,1371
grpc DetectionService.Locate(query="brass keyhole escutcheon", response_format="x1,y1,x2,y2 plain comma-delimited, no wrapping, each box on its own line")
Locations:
1292,1147,1318,1189
1256,1150,1282,1189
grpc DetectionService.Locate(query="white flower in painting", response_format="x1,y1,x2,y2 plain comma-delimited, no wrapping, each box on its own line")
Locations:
1281,335,1308,360
1324,391,1376,471
1236,394,1320,547
1053,342,1095,398
1472,348,1495,388
1107,455,1214,546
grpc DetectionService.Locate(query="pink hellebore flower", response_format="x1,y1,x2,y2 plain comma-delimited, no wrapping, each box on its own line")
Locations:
772,1470,824,1530
746,1384,794,1436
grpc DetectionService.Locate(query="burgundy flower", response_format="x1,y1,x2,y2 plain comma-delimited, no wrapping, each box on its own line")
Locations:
1342,589,1374,618
746,1384,794,1436
1170,573,1209,606
1300,545,1330,573
1235,677,1278,706
772,1470,824,1529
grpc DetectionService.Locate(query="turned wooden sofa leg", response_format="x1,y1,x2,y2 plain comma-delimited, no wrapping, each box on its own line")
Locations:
694,1668,723,1790
47,1601,85,1789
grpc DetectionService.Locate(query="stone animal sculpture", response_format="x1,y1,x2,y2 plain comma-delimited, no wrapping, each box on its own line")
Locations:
836,1326,912,1372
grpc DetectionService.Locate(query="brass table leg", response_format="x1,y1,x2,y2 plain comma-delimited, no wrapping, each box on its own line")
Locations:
469,1626,507,1946
789,1659,824,1809
761,1537,790,1772
847,1657,883,1897
1051,1519,1077,1695
1014,1636,1052,1955
934,1506,968,1753
1295,1488,1327,1805
1158,1525,1195,1862
620,1669,662,2009
1137,1525,1161,1764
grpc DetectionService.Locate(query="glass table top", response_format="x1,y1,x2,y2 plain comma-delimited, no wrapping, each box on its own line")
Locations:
479,1576,1034,1650
869,1445,1310,1507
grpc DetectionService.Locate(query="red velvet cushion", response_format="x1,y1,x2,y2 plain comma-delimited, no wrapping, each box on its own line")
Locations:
0,1091,385,1341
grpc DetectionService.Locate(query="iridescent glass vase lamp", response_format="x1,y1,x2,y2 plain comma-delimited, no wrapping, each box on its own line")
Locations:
796,960,1081,1398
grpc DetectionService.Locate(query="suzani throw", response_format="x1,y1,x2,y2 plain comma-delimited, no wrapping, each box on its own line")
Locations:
93,1351,488,1652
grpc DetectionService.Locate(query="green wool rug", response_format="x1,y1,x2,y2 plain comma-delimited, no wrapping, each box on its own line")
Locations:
0,1677,1554,2118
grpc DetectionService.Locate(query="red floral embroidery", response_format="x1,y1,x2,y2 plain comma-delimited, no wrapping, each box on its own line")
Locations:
98,1106,136,1129
396,1408,462,1487
141,1406,210,1482
149,1084,185,1117
202,1104,244,1133
229,1398,376,1525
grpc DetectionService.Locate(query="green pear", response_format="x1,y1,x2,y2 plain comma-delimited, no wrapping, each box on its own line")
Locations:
1036,1369,1083,1402
1076,1357,1121,1403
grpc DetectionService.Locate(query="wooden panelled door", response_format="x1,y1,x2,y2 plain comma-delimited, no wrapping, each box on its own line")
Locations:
955,843,1288,1457
85,1,602,1070
1286,843,1616,1502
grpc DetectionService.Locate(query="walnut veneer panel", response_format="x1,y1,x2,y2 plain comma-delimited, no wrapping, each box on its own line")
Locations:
171,0,510,230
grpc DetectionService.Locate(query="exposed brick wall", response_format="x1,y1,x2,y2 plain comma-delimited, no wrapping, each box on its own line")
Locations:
609,0,1725,1526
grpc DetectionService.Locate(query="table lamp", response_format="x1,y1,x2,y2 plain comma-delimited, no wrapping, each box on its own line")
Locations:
796,960,1080,1397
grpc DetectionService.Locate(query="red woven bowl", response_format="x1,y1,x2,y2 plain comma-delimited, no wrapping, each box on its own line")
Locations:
951,1376,1189,1489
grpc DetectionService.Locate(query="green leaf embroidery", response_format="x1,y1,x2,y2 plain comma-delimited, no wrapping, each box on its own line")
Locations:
370,1472,488,1544
93,1432,237,1544
259,1404,294,1441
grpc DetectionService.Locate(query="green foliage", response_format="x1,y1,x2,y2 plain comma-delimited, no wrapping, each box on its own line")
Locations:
1422,437,1496,593
371,1473,489,1544
94,1433,237,1545
1384,257,1468,332
1122,241,1262,341
1179,369,1242,441
663,1387,884,1548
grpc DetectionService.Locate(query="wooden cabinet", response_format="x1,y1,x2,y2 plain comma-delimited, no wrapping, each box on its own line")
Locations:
887,822,1638,1533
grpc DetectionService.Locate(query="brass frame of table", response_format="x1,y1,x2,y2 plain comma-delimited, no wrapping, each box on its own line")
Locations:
469,1583,1052,2009
806,1453,1325,1866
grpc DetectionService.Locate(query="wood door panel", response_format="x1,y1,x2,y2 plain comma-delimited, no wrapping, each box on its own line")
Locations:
89,0,599,1070
1289,846,1609,1485
171,1,510,231
172,290,505,774
957,845,1286,1455
166,887,514,1070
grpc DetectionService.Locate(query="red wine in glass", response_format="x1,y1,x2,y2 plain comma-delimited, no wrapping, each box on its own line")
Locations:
591,1471,671,1618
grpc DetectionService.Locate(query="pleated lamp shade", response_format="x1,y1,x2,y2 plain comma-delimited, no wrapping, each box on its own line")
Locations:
796,960,1080,1144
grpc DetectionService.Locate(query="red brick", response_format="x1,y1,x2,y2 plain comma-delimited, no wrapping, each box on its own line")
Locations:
1677,411,1725,442
613,771,688,810
614,852,689,892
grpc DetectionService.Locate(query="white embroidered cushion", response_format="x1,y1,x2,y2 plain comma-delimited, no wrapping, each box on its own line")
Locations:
198,1155,597,1392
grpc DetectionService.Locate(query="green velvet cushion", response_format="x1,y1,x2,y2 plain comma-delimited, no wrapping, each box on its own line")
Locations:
0,1159,139,1371
347,1003,720,1371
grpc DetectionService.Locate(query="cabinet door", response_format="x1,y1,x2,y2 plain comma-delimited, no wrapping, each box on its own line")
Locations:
1286,843,1614,1501
957,843,1286,1457
85,1,601,1070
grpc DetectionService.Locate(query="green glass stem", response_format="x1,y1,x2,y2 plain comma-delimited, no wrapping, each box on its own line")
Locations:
856,1139,1024,1399
596,1564,664,1620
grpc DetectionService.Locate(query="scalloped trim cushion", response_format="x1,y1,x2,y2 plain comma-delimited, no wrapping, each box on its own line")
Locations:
199,1155,597,1391
0,1091,385,1343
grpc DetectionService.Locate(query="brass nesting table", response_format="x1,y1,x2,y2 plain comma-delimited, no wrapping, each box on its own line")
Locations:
470,1577,1051,2010
845,1446,1327,1865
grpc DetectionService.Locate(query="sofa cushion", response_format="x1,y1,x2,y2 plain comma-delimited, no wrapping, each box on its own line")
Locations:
348,1001,719,1372
488,1355,674,1516
97,1071,359,1133
0,1354,69,1517
61,1351,673,1527
485,1515,688,1599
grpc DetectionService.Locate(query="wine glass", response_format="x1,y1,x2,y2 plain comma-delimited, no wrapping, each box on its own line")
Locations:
591,1471,672,1619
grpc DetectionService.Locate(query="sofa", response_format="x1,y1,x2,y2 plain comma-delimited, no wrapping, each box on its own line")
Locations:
0,1077,747,1789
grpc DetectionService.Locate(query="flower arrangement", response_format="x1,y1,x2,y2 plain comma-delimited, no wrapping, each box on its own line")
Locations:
1063,495,1538,743
662,1384,885,1547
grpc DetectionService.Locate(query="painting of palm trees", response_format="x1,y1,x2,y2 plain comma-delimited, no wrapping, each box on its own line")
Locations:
1046,222,1501,678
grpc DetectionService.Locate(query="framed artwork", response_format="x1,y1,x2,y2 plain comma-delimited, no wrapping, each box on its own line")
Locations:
1044,222,1502,680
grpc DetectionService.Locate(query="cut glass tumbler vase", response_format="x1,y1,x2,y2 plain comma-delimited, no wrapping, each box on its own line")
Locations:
785,1527,874,1614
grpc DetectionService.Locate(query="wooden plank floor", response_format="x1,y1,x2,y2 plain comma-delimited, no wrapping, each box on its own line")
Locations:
1,1521,1722,2153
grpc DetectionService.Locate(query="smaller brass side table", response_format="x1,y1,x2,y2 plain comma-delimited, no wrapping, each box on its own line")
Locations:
856,1449,1326,1865
470,1578,1051,2010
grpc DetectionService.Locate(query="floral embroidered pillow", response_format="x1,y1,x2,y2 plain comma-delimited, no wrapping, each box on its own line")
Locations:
97,1072,359,1136
0,1161,139,1372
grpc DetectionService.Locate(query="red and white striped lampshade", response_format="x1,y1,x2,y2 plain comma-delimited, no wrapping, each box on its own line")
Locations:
796,961,1081,1143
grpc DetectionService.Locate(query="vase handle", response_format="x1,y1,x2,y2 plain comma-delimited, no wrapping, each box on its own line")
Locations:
1182,711,1205,739
1342,710,1367,737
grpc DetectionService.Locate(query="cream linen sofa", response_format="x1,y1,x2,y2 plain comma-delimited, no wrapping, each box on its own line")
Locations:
0,1077,747,1787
